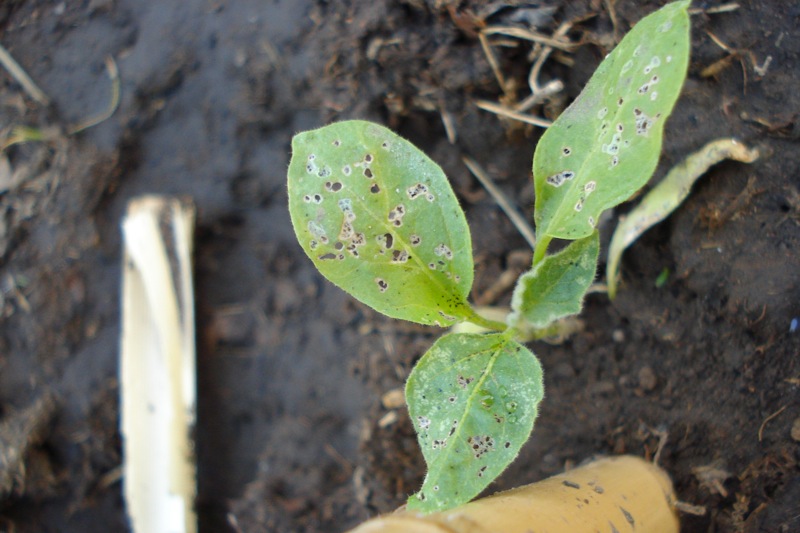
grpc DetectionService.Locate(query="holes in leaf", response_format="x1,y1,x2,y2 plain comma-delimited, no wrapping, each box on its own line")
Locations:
457,375,475,389
467,435,495,459
370,183,380,194
338,198,355,221
410,234,421,247
644,56,661,74
478,465,488,478
325,181,343,192
307,221,328,241
388,205,406,226
448,419,459,437
339,220,354,241
633,108,658,136
342,165,352,176
562,146,572,156
407,183,429,200
303,194,323,204
584,181,597,195
391,249,410,263
317,166,332,178
364,154,374,163
332,139,341,147
621,60,633,73
417,416,431,430
434,243,453,260
546,170,576,187
375,278,388,292
363,168,374,178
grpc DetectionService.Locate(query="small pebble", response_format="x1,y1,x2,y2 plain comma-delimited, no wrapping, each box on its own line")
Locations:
638,366,658,392
612,329,626,343
791,417,800,442
378,411,398,428
381,388,405,410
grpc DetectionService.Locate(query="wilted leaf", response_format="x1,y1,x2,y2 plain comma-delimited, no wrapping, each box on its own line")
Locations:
607,138,759,298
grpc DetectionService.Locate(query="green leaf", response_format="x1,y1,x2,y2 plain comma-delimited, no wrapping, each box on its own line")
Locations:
405,332,544,513
533,0,690,240
509,231,599,329
288,120,474,326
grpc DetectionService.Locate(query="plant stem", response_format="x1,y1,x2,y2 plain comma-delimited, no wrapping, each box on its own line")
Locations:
532,234,552,266
464,307,508,332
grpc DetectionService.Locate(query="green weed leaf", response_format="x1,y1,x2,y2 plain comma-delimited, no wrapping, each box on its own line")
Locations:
405,332,544,512
510,231,599,329
533,0,690,240
288,121,474,326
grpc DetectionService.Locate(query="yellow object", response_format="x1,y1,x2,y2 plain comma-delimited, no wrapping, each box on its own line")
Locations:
348,455,678,533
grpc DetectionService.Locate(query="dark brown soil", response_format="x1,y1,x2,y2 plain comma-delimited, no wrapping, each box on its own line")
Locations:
1,1,798,532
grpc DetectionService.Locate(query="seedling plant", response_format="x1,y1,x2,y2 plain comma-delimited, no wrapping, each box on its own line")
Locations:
287,1,691,513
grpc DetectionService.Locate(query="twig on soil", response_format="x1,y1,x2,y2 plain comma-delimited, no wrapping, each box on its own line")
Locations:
758,405,788,442
440,107,457,144
462,156,537,250
482,26,576,51
603,0,621,43
68,55,120,135
0,43,51,106
674,501,708,516
479,32,509,96
689,3,740,15
474,99,552,128
701,31,756,90
516,20,573,111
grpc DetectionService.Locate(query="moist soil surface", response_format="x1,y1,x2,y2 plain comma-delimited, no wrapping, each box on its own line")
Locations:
1,1,798,532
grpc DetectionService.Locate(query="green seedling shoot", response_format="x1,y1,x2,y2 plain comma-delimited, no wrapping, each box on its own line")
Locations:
287,0,690,513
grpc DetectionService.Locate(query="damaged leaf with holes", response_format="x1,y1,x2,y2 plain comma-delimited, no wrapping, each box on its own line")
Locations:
533,0,690,241
405,332,544,512
288,120,474,326
510,231,599,329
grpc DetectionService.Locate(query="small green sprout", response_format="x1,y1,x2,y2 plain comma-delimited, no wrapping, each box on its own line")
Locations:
287,0,691,513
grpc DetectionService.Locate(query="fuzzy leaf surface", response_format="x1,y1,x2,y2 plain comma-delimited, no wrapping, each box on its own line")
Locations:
405,332,544,513
288,120,473,326
510,231,599,329
534,0,690,240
